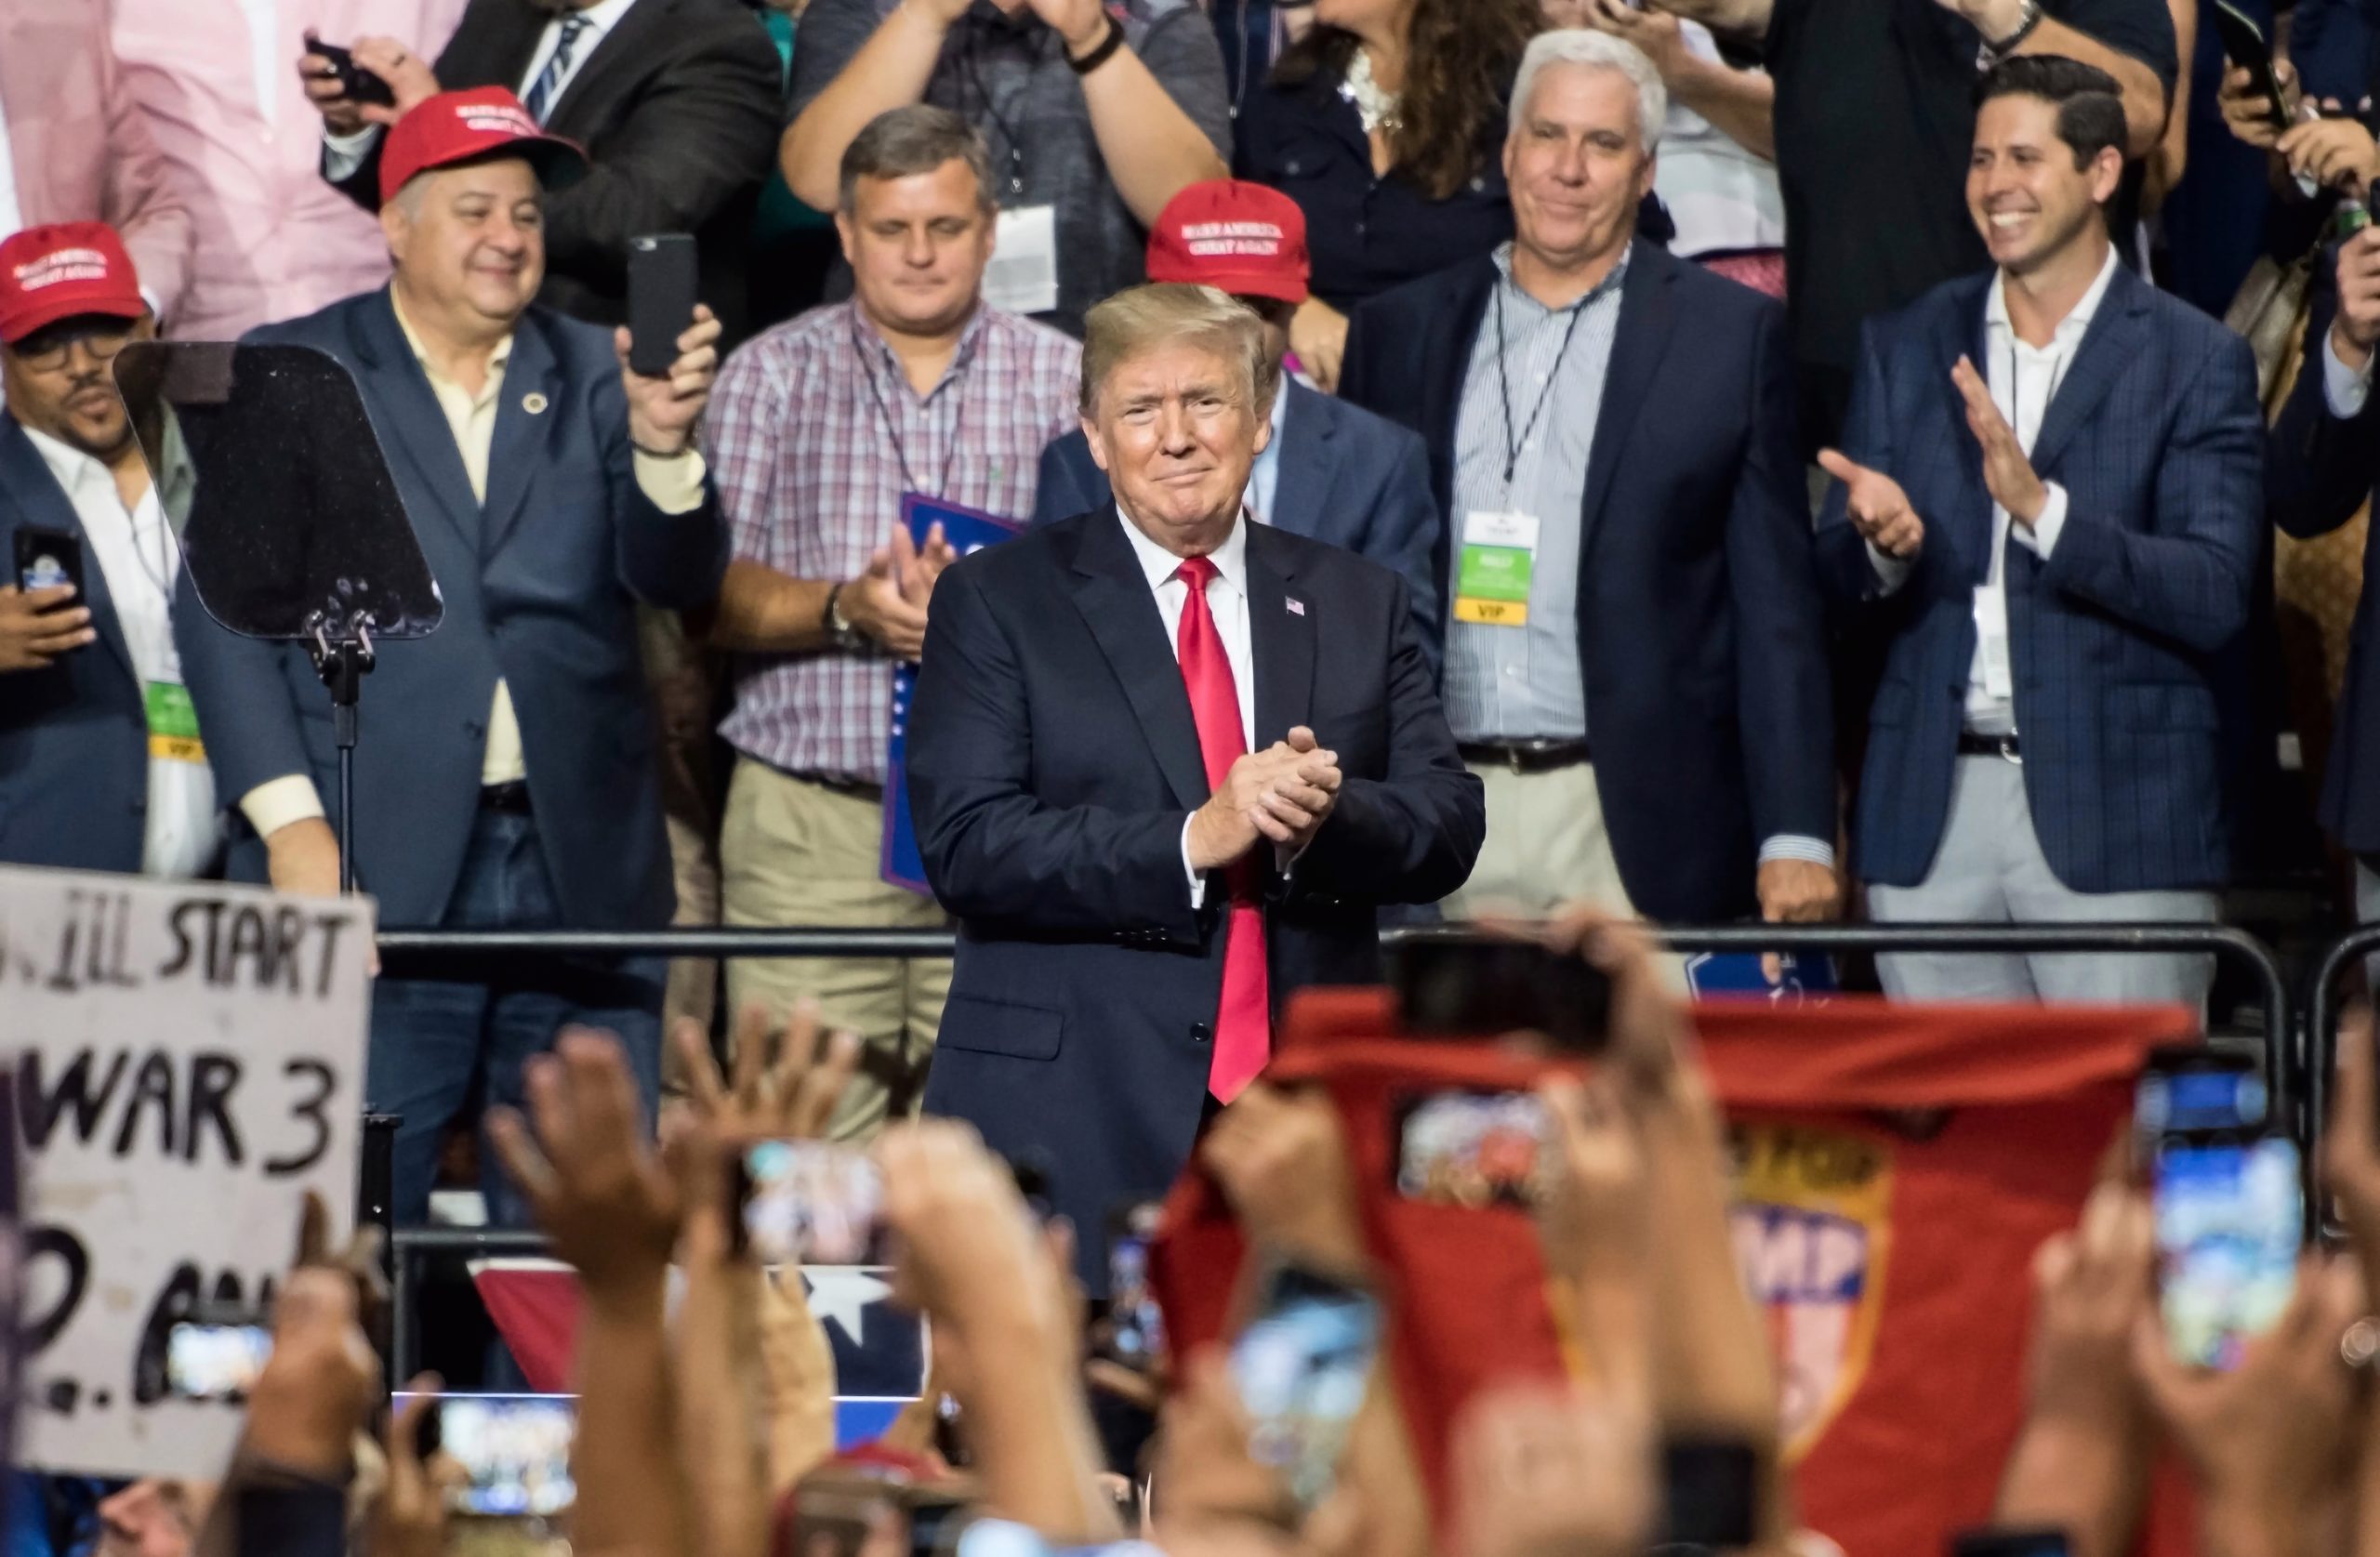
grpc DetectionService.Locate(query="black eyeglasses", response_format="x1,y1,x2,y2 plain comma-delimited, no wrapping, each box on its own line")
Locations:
12,325,136,376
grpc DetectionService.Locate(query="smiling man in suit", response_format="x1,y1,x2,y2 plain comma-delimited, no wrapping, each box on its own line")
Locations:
1034,179,1441,665
1338,30,1837,939
1814,57,2261,1004
174,90,729,1223
906,283,1481,1276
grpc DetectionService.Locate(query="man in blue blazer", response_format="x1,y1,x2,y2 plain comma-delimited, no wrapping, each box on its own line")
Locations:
1337,30,1838,935
0,220,219,879
1815,57,2262,1003
908,284,1481,1284
174,89,729,1223
1032,179,1442,665
2270,223,2380,930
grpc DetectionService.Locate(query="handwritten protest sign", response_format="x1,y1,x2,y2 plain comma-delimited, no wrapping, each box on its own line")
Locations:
0,866,373,1478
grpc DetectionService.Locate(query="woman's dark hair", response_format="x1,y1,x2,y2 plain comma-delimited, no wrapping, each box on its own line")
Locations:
1271,0,1540,202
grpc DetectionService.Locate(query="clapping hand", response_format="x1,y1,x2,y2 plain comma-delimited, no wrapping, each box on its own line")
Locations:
1951,354,2049,526
1187,726,1342,871
1817,449,1925,560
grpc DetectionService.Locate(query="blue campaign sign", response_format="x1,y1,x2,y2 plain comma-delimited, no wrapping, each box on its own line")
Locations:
1683,951,1840,1003
881,495,1023,893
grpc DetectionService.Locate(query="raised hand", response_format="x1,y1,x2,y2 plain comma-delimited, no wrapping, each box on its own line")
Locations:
617,304,721,457
1951,355,2050,526
1200,1082,1366,1273
1817,448,1925,559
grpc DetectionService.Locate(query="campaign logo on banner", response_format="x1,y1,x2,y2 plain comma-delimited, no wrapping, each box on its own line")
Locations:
881,495,1023,894
1729,1122,1894,1458
0,868,373,1479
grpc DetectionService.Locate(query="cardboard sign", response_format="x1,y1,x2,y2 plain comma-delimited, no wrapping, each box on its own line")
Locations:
0,866,374,1478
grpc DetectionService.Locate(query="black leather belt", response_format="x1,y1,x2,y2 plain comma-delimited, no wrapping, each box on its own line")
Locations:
795,772,885,800
480,780,534,813
1956,732,2022,761
1457,738,1593,774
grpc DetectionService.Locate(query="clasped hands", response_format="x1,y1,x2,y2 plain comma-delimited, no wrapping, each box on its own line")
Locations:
1185,724,1341,872
1819,355,2048,562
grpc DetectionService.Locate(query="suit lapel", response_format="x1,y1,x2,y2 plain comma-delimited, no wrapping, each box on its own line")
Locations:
465,0,559,89
544,0,676,135
1931,279,1996,582
1244,526,1315,746
350,291,484,552
481,315,563,557
1064,515,1210,811
2029,268,2148,479
1425,263,1498,594
1577,244,1675,556
1268,381,1339,538
0,419,136,685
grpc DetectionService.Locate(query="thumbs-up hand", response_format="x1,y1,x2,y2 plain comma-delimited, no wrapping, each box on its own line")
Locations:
1818,448,1924,561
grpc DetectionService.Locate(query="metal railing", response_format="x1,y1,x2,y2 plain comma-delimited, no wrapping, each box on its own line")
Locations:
2294,926,2380,1232
371,919,2294,1381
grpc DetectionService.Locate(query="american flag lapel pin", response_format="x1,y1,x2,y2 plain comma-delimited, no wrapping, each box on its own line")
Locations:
1287,597,1305,616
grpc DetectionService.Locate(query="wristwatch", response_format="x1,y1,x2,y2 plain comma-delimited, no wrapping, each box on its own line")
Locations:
823,583,866,653
1977,0,2044,66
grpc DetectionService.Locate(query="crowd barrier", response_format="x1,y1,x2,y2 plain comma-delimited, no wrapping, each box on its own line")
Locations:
2295,926,2380,1232
364,920,2295,1383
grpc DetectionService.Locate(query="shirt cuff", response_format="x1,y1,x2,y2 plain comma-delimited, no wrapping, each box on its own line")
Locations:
1181,815,1207,910
2011,482,2068,558
1867,541,1915,595
322,125,381,182
2325,328,2375,419
242,774,327,839
634,448,709,514
1758,834,1837,871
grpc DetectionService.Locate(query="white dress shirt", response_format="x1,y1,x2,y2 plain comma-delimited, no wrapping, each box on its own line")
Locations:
22,425,219,878
1117,506,1258,907
323,0,641,176
2324,327,2375,419
1871,245,2118,733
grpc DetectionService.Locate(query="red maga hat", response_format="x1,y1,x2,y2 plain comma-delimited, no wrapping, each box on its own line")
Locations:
378,86,588,206
0,222,144,345
1144,178,1310,304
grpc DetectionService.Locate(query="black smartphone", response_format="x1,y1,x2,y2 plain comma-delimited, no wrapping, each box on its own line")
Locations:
420,1393,577,1518
1100,1202,1167,1370
165,1322,272,1402
626,233,698,376
1659,1438,1759,1550
1230,1261,1382,1512
14,526,85,599
2208,1,2294,131
2153,1124,2303,1370
302,33,397,109
1950,1528,2073,1557
730,1138,892,1266
1387,932,1612,1053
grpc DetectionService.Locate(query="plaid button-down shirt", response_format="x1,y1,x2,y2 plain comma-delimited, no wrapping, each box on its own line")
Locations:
710,301,1083,784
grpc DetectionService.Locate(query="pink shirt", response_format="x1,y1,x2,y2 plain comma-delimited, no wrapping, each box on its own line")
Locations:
112,0,468,341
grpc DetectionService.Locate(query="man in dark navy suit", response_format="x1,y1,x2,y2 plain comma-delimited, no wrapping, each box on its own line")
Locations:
1034,179,1441,665
1338,30,1838,937
2270,222,2380,938
907,284,1481,1279
0,220,219,879
175,89,729,1222
1815,57,2262,1003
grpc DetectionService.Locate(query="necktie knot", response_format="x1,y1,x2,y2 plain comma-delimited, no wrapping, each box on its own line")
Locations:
1174,555,1219,592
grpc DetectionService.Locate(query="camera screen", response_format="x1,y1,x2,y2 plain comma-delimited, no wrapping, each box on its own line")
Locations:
165,1324,271,1401
740,1140,890,1267
2155,1135,2301,1370
439,1395,577,1518
1230,1267,1381,1512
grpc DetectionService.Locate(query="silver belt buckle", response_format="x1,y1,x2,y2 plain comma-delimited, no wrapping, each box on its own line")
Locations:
1995,735,2022,766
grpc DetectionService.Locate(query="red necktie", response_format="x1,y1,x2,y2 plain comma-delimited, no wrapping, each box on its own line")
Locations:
1173,556,1270,1102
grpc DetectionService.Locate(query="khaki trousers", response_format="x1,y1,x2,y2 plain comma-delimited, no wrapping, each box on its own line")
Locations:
1440,759,1640,921
720,758,952,1141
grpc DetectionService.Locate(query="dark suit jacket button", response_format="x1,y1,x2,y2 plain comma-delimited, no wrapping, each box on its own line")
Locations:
1190,1022,1212,1045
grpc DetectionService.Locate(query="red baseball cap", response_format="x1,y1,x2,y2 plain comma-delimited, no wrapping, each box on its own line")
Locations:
377,86,587,206
0,223,145,346
1144,179,1310,304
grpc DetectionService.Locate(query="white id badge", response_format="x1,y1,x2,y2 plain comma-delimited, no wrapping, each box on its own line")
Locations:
984,206,1060,316
1973,585,2015,701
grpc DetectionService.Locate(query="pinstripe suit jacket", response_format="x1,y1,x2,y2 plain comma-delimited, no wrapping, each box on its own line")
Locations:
1815,261,2263,893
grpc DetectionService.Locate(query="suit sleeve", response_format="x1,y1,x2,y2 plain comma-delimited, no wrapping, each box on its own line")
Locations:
1337,300,1380,416
907,563,1208,940
1289,577,1483,904
1728,302,1837,846
1030,436,1100,531
597,355,730,609
98,23,192,327
541,17,785,292
1370,431,1443,675
2270,266,2380,540
2036,328,2261,653
174,567,316,811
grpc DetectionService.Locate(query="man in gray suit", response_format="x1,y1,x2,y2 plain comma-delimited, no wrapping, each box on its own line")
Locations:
1034,179,1441,666
175,89,727,1222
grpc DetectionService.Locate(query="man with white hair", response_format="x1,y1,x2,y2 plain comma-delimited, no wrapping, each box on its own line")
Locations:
1340,29,1836,944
